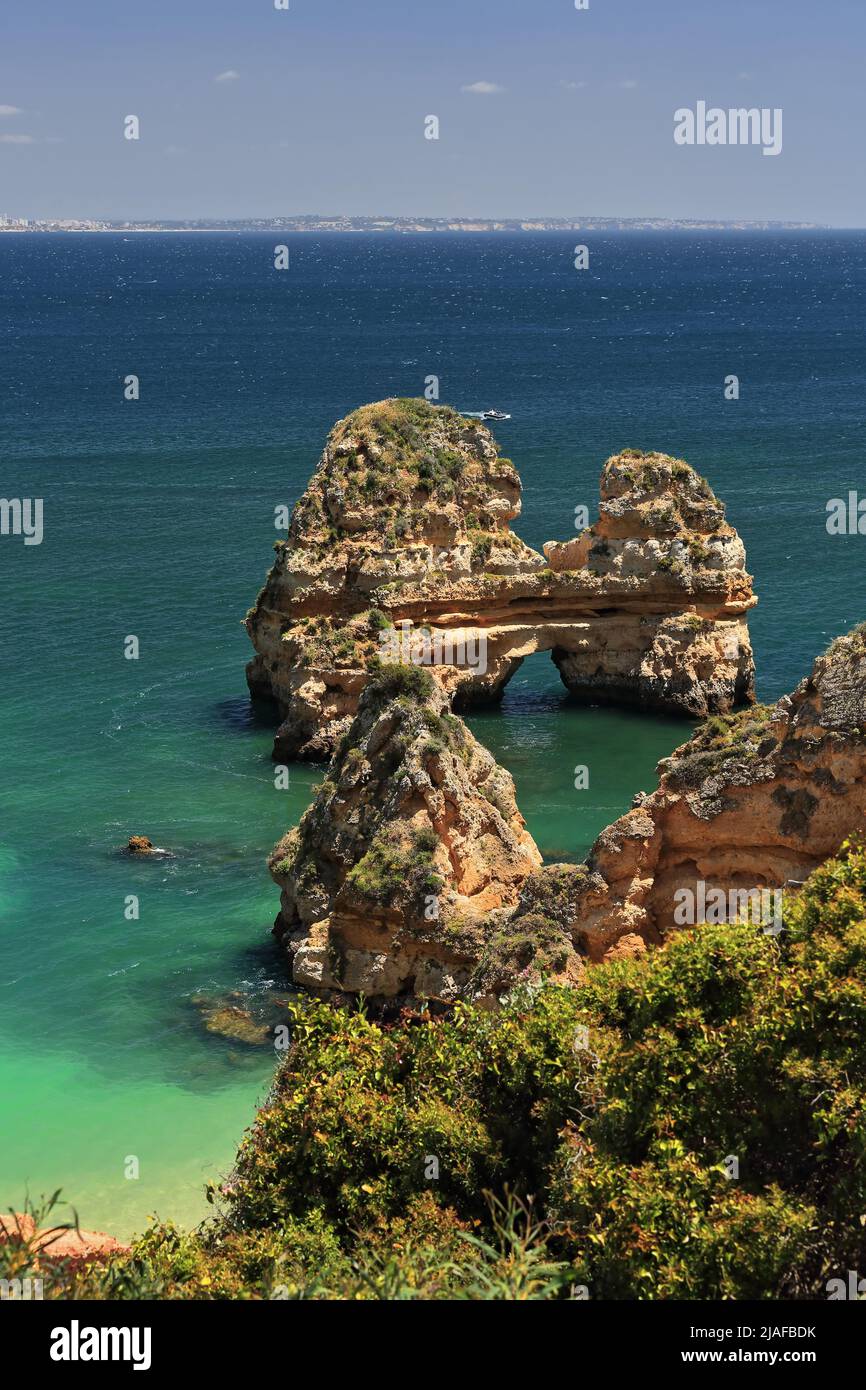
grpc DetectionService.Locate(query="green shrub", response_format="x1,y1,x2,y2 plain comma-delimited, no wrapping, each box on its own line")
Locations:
226,841,866,1297
29,840,866,1300
363,663,436,709
366,608,391,632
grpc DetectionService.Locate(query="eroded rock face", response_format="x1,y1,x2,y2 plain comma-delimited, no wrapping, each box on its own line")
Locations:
545,450,756,716
268,667,542,1002
465,864,590,1005
267,626,866,1007
559,626,866,965
245,400,756,759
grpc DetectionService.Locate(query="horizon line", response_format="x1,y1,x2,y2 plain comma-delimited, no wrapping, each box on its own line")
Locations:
0,214,841,231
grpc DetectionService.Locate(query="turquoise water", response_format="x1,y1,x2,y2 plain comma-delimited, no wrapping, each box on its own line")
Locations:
2,232,865,1237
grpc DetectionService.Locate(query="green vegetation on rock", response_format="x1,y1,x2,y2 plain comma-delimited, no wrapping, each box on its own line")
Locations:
346,826,442,904
661,704,775,788
363,662,436,710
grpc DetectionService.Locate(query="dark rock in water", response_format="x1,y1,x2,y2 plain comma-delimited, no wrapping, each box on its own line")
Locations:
191,990,291,1047
128,835,154,854
125,835,173,857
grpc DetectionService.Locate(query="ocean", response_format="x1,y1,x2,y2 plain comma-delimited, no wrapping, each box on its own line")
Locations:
1,230,864,1237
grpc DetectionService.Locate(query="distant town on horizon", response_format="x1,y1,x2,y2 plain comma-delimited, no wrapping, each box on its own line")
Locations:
0,213,827,234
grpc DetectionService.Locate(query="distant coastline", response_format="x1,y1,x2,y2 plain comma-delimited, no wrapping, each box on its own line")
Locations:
0,214,827,234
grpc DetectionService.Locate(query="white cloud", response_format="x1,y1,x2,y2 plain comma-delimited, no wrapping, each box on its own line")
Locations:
738,72,752,81
0,104,23,116
618,79,638,89
461,81,504,95
0,134,34,144
214,70,240,83
559,81,586,90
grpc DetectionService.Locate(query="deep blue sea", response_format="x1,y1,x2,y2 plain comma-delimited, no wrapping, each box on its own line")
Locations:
1,231,864,1236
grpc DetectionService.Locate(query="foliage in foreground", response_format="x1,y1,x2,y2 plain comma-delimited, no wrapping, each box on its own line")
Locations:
8,841,866,1300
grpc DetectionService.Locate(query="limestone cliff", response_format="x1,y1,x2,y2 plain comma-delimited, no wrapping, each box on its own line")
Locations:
269,626,866,1006
555,624,866,966
245,399,756,759
268,665,542,1001
544,449,756,717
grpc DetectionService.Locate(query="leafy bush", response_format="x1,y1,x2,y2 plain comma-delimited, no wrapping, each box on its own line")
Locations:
226,841,866,1297
25,840,866,1300
345,826,441,903
363,663,436,709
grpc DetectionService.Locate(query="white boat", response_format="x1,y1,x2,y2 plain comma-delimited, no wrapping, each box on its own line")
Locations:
480,408,511,421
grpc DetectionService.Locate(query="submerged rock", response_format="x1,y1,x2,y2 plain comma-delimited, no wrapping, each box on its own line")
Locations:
245,399,756,760
125,835,173,858
192,990,290,1046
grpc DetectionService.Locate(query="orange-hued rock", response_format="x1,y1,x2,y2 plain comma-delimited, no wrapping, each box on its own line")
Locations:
127,835,154,854
268,667,542,1002
0,1213,129,1266
543,449,756,717
264,604,866,1007
556,625,866,964
245,400,756,760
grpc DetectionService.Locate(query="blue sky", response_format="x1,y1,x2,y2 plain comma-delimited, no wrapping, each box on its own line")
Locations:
1,0,863,223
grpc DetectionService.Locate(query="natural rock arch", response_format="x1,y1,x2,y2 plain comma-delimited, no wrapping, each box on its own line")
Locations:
245,398,757,760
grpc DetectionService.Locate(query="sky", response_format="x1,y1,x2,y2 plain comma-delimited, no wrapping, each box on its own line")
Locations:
1,0,864,224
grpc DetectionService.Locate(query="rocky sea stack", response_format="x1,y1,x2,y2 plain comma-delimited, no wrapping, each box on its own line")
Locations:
269,626,866,1004
268,663,543,1001
248,399,782,1003
246,398,756,760
569,622,866,963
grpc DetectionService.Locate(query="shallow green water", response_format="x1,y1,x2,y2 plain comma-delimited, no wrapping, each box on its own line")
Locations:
0,640,681,1239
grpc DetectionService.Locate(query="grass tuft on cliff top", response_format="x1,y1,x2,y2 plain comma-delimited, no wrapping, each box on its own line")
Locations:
287,397,521,546
660,704,776,787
